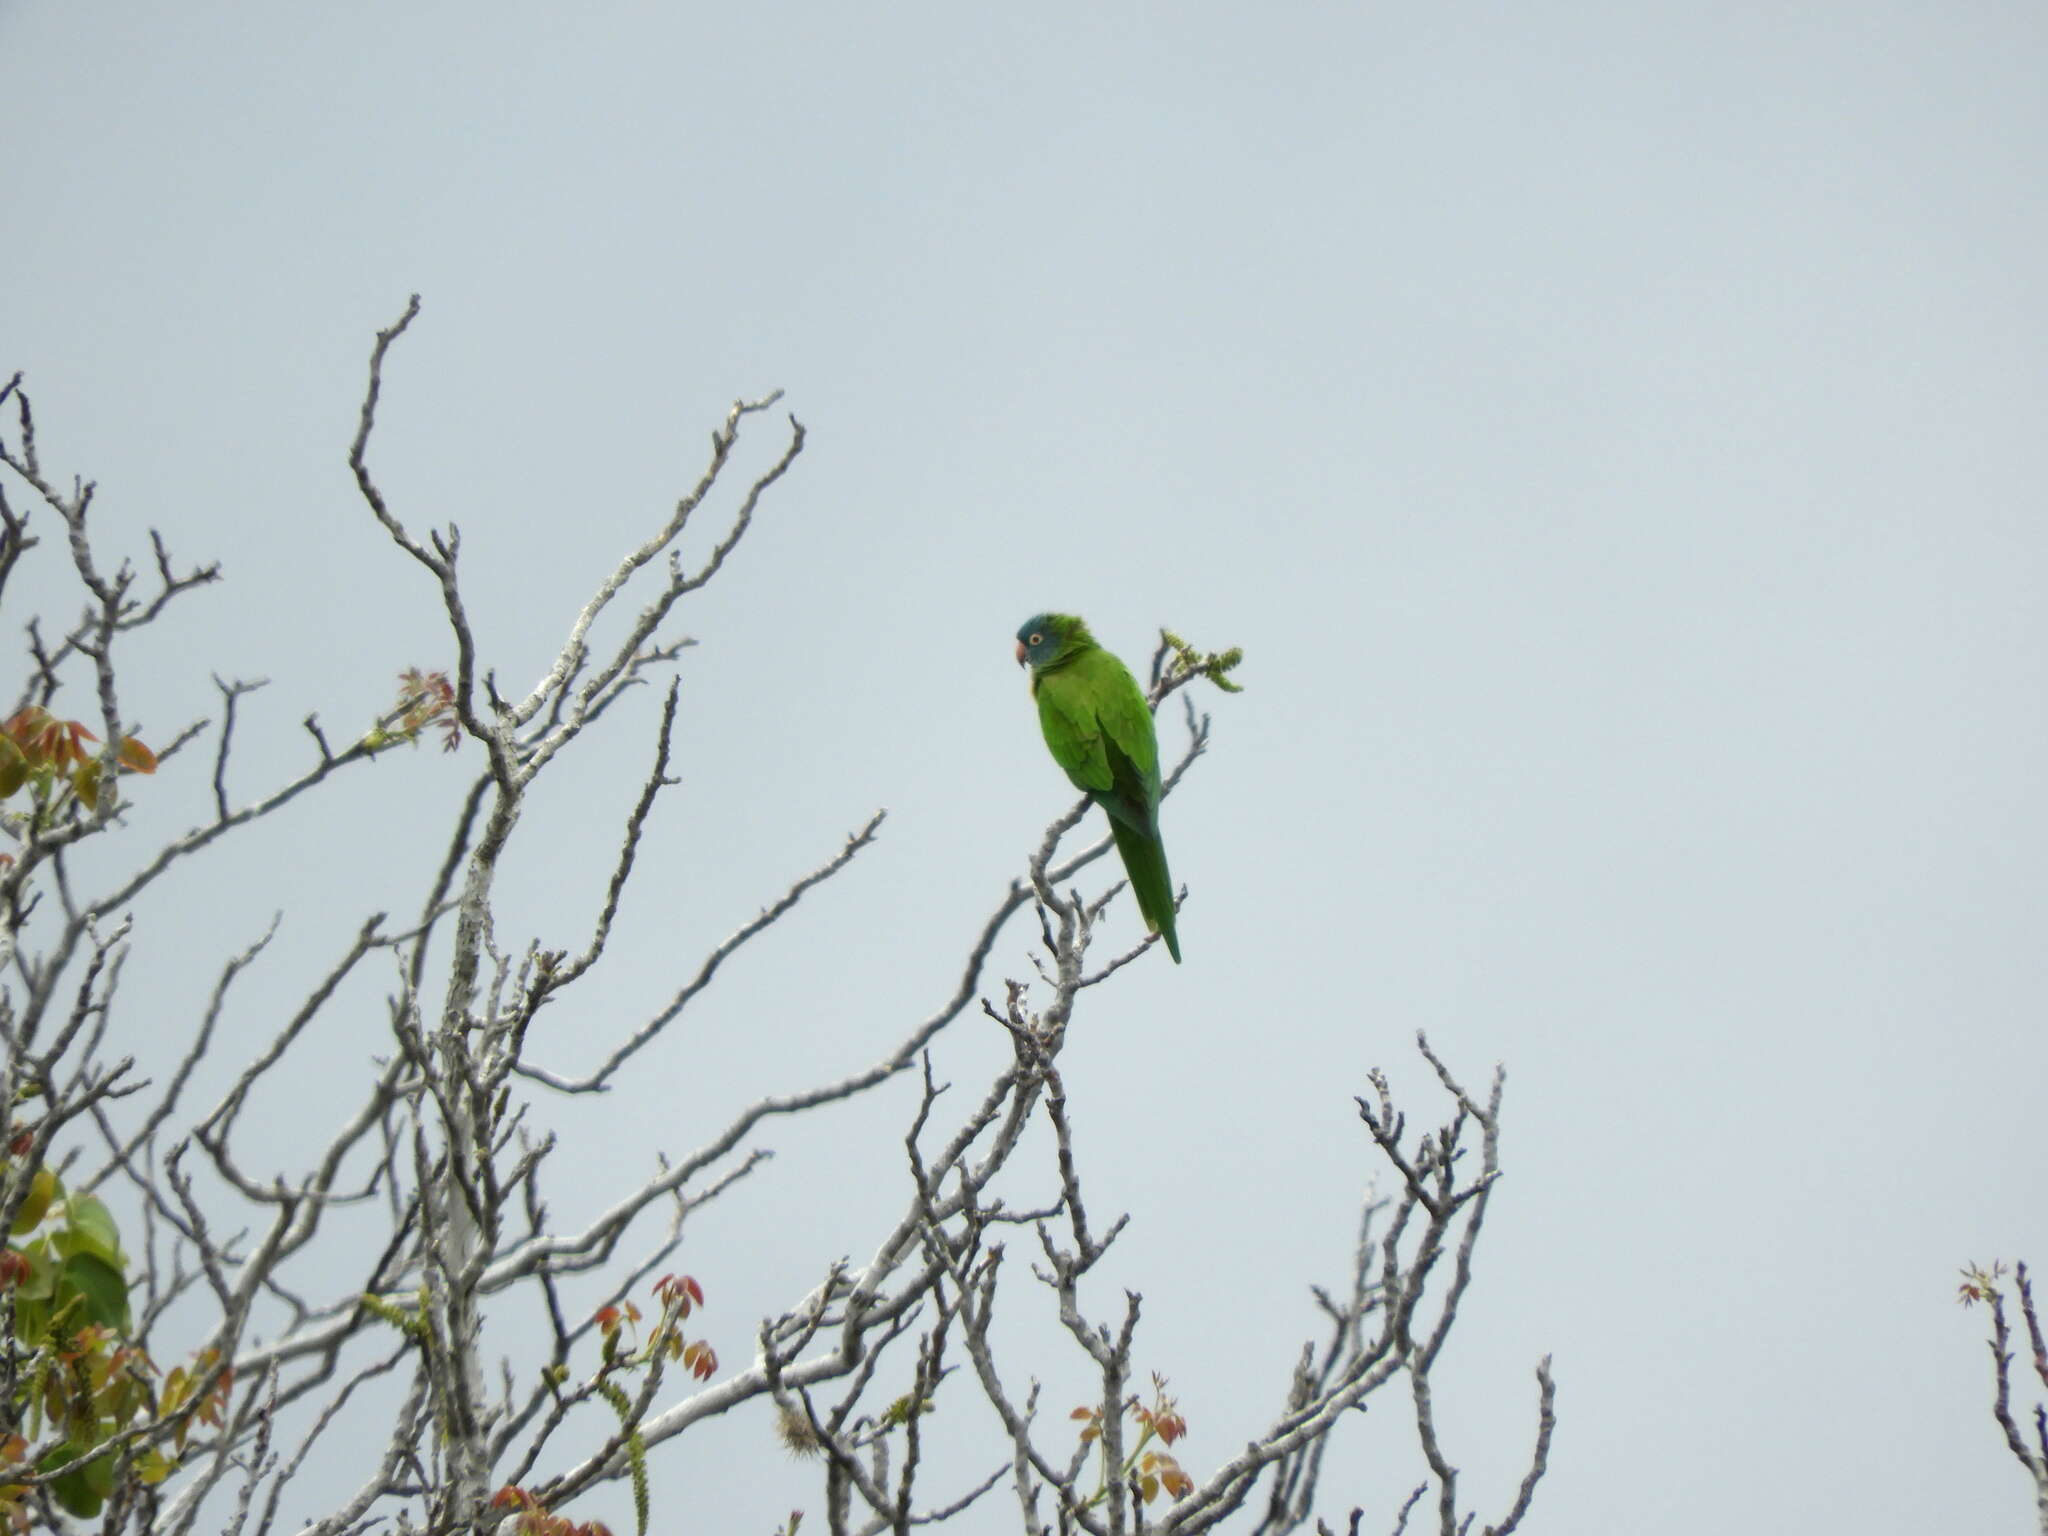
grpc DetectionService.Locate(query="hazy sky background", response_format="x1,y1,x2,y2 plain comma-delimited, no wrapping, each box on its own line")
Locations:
6,2,2048,1531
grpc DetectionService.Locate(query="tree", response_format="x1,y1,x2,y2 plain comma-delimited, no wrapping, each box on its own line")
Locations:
0,302,1554,1535
1959,1262,2048,1534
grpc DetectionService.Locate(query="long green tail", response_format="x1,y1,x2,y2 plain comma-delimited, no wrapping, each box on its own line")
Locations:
1107,815,1182,963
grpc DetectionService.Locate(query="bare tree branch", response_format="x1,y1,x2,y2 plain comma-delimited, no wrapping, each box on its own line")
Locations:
0,320,1546,1536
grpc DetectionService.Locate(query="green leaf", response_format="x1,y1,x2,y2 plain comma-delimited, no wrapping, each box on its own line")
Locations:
11,1292,49,1346
57,1194,124,1268
38,1443,114,1517
11,1167,59,1233
55,1252,131,1333
12,1242,58,1304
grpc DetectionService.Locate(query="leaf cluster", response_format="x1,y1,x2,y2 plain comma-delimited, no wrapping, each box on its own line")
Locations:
1071,1375,1194,1507
0,1147,225,1524
0,705,156,822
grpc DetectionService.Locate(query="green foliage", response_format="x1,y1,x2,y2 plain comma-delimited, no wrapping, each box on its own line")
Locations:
591,1382,650,1536
881,1393,934,1429
359,1287,437,1343
0,1149,228,1523
1158,629,1246,694
0,698,232,1520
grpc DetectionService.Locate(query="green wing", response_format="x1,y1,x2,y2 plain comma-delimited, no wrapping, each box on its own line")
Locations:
1082,650,1162,835
1034,650,1152,807
1034,649,1181,962
1033,670,1110,796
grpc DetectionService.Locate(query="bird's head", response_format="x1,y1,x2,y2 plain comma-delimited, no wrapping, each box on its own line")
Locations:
1015,613,1093,671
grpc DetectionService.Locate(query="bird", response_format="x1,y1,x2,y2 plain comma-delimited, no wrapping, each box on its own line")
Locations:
1015,612,1181,962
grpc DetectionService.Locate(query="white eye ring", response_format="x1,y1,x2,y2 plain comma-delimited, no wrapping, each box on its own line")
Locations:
1028,633,1043,646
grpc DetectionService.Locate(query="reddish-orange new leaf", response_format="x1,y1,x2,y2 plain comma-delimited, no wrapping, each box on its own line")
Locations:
57,718,92,762
1136,1451,1192,1502
4,709,94,770
395,668,461,752
1134,1376,1187,1444
653,1272,703,1316
198,1359,233,1426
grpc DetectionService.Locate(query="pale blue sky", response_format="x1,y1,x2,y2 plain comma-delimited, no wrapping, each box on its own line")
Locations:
7,2,2048,1531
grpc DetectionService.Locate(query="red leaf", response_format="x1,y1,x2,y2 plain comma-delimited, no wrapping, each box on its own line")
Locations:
683,1341,717,1380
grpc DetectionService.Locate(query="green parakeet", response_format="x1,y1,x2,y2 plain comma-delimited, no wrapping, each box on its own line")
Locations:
1015,613,1181,963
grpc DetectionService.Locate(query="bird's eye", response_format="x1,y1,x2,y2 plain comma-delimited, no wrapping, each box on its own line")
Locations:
1027,632,1043,646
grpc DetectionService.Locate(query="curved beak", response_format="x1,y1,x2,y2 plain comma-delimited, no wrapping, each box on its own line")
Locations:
1015,641,1027,667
